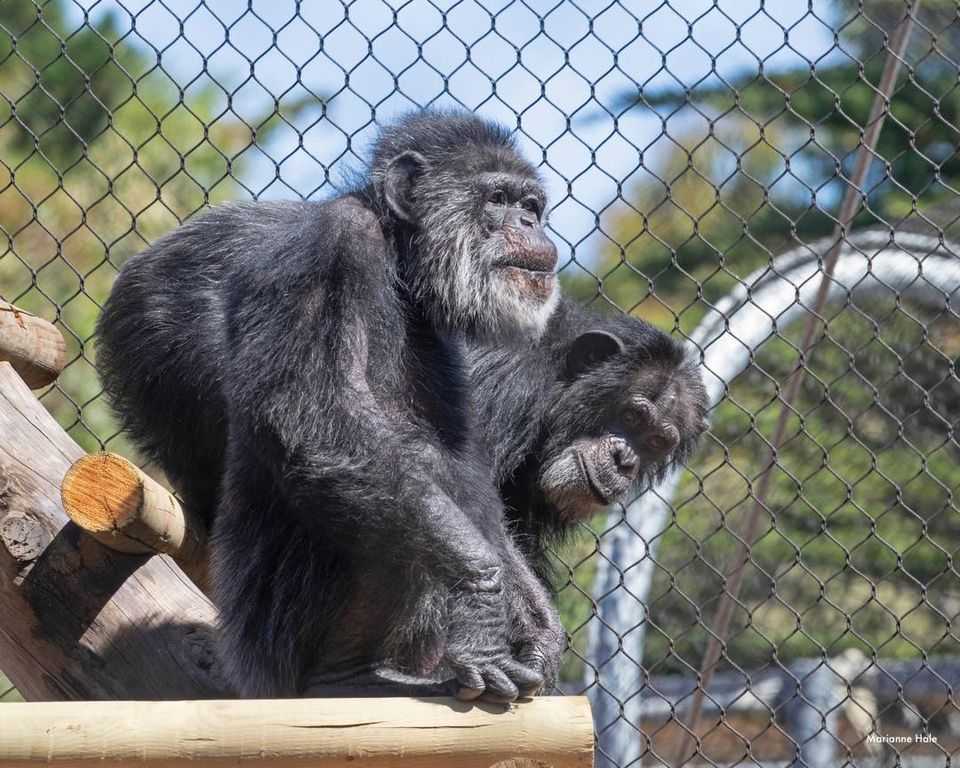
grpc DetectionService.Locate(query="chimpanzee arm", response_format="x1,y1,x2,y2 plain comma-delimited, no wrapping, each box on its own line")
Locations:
219,199,541,700
221,214,479,564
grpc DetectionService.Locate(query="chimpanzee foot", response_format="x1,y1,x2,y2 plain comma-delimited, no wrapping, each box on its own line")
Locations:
512,644,558,696
509,620,564,696
451,658,544,703
502,548,566,696
445,565,544,703
303,665,539,702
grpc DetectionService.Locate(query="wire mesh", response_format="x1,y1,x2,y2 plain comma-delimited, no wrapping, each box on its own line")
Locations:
2,1,960,766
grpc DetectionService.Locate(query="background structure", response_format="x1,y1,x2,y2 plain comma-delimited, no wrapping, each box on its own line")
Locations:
2,1,959,767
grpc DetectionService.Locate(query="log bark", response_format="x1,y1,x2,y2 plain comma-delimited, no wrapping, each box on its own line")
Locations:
0,303,66,389
0,361,227,700
0,696,595,767
61,453,208,590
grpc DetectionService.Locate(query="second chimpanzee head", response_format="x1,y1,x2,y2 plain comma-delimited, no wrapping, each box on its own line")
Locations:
536,310,709,524
370,110,559,339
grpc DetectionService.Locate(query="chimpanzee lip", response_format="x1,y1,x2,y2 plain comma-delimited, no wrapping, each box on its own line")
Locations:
493,261,555,275
494,266,557,302
575,450,610,506
499,227,559,272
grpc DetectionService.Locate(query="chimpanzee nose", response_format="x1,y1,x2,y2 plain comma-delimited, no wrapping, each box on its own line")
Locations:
520,213,536,228
611,439,639,478
648,424,680,455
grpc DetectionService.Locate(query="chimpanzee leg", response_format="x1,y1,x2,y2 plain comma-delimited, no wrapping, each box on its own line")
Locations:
211,448,542,700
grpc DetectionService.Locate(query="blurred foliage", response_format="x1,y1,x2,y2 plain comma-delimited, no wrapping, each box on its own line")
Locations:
643,299,960,675
565,59,960,321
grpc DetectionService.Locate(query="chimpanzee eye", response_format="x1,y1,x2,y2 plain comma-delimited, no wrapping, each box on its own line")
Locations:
522,197,542,217
489,190,508,206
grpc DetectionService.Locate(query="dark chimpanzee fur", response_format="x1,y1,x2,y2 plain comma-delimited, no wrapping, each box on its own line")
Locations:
95,110,564,700
470,297,709,576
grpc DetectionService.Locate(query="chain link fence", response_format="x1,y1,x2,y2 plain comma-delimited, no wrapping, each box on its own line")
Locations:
2,1,960,766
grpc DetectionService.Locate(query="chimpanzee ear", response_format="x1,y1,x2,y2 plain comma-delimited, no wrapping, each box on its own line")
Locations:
565,330,626,380
384,151,428,223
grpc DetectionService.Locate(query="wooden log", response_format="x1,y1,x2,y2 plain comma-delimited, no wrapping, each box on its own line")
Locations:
0,696,594,767
0,361,227,700
61,453,208,590
0,302,67,388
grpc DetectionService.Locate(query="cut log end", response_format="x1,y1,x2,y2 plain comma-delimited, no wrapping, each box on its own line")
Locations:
0,302,67,388
62,453,144,535
61,453,206,567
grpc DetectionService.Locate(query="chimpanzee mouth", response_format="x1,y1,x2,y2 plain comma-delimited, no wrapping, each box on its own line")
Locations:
494,262,555,275
496,265,557,301
493,259,553,275
498,228,559,273
575,450,611,506
493,245,557,274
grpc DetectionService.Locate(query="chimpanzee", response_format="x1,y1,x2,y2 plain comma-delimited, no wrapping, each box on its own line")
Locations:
96,110,562,701
469,297,709,576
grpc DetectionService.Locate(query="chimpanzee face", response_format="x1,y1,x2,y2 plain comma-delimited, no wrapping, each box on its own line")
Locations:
382,147,559,341
537,330,708,522
476,171,556,304
427,165,558,340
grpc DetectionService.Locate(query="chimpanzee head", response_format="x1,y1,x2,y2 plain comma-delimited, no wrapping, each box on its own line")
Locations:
371,110,559,339
537,319,709,522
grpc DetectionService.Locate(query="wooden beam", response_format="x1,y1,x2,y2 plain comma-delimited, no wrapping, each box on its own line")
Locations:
0,361,226,700
61,453,208,590
0,302,66,388
0,696,594,767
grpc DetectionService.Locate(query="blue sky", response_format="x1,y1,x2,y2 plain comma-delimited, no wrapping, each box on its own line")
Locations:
66,0,843,265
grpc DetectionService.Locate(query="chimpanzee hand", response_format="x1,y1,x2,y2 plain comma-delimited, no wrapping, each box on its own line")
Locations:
445,564,545,703
502,548,566,694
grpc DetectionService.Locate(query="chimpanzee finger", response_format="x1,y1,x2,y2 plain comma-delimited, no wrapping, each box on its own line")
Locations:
501,657,544,697
479,665,519,703
456,686,485,702
452,665,486,701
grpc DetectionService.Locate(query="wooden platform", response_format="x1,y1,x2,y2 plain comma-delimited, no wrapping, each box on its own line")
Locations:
0,696,594,767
